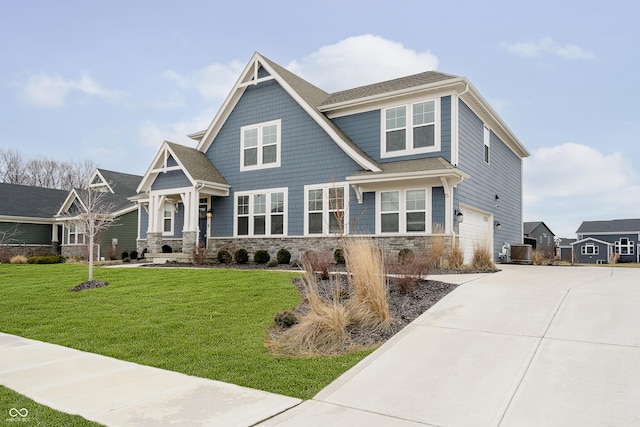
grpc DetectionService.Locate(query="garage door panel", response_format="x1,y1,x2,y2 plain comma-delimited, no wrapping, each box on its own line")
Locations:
459,208,492,264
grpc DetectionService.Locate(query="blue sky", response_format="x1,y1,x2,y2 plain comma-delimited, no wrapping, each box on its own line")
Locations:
1,0,639,238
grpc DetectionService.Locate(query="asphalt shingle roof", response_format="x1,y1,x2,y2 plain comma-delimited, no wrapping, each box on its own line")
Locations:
166,142,228,185
576,219,640,234
0,183,68,218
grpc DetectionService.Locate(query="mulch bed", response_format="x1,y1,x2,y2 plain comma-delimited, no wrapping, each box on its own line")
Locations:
69,280,109,292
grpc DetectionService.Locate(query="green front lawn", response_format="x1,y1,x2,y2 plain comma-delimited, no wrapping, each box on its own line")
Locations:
0,264,371,399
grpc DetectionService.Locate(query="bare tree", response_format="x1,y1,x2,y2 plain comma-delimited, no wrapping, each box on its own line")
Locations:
0,148,96,190
60,187,118,281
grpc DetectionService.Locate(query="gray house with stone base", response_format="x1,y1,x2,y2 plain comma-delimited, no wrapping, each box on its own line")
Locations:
134,52,529,263
0,183,68,262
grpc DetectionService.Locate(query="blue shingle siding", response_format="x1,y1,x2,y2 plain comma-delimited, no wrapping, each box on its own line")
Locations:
207,79,364,237
575,240,610,264
151,170,191,190
332,96,452,163
166,155,179,167
455,99,523,255
432,187,445,231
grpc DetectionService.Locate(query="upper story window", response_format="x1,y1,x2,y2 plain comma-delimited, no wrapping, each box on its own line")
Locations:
483,125,490,164
235,188,287,236
382,100,439,158
305,183,348,236
240,119,281,171
615,237,634,255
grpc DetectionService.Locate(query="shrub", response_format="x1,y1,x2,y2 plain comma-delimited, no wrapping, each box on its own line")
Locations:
301,249,331,280
129,250,139,260
471,244,496,270
234,248,249,264
141,248,148,259
398,248,414,263
267,259,279,268
217,249,233,264
254,250,271,264
333,248,345,265
276,248,291,264
274,310,299,328
122,257,131,263
161,244,173,254
27,255,65,264
121,251,129,260
388,252,430,294
447,242,464,270
10,255,28,264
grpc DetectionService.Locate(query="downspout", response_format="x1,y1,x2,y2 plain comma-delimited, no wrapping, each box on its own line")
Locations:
452,82,470,167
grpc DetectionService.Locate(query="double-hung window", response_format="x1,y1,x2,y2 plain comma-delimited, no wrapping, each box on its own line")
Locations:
615,237,634,255
163,204,174,235
382,100,438,157
483,125,490,164
235,189,286,236
241,120,281,171
378,189,428,234
305,184,348,235
69,223,84,244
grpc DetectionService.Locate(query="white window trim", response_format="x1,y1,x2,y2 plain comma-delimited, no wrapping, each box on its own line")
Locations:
582,243,599,255
375,187,432,234
233,188,288,237
483,125,491,165
304,183,349,236
615,237,635,255
162,203,175,236
381,99,440,158
68,223,85,245
240,119,282,171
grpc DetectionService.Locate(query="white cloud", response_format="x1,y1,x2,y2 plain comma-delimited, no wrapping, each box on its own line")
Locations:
503,37,595,60
19,73,126,107
164,60,244,100
287,35,439,92
524,143,640,237
137,111,215,149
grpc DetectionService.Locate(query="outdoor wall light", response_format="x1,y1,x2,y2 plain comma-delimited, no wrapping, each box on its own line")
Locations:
455,209,464,223
206,210,213,219
495,222,502,231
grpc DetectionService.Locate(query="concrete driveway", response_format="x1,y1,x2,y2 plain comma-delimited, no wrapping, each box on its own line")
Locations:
262,265,640,426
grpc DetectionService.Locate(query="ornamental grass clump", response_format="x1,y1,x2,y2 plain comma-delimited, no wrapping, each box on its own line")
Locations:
472,243,496,270
447,241,465,270
344,238,391,334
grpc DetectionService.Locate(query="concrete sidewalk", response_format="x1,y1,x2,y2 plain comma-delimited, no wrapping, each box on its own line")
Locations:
0,334,301,426
3,265,640,426
261,265,640,426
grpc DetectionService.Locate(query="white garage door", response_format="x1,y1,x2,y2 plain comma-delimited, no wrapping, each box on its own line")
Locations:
459,207,492,264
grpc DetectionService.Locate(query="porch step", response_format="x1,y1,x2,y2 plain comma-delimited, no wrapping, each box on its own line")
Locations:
146,252,194,264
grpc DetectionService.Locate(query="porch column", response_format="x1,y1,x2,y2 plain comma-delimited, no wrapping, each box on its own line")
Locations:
440,177,453,234
148,194,166,234
180,189,198,254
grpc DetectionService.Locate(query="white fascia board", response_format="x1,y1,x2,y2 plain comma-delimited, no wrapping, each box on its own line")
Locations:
56,189,85,216
187,130,206,141
578,230,640,236
347,169,469,185
137,141,171,193
0,215,56,224
318,78,467,113
111,205,139,218
136,141,197,193
196,53,261,153
571,237,613,246
195,180,230,196
89,169,114,193
461,83,529,158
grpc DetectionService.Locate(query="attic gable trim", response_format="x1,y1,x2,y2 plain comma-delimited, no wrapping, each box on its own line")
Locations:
571,237,613,247
196,53,381,172
136,141,197,194
89,170,114,193
56,189,87,217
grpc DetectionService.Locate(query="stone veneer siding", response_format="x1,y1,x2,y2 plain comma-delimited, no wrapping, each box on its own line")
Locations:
0,245,58,263
205,235,454,263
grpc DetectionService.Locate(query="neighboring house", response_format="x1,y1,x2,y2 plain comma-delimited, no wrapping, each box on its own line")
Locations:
556,238,576,262
134,52,529,263
572,219,640,264
523,221,556,256
57,169,142,260
0,183,68,261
